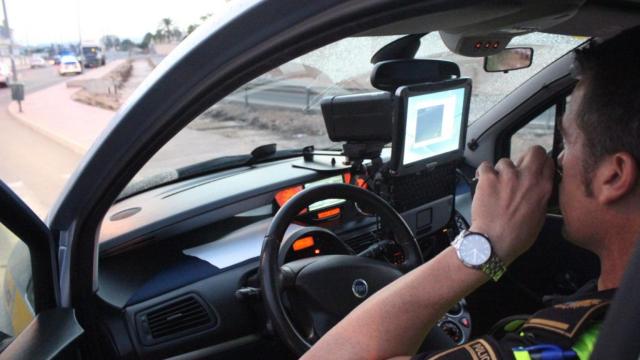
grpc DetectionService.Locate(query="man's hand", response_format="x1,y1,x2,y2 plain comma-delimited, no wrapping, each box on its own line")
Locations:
470,146,555,265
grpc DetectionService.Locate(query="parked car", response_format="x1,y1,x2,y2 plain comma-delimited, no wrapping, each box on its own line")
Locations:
0,63,11,87
57,55,83,76
1,1,640,359
28,54,47,68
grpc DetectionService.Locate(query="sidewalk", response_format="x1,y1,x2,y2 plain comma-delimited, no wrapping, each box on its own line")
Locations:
7,61,125,154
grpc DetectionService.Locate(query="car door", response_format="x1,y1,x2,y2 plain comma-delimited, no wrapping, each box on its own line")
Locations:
0,180,83,360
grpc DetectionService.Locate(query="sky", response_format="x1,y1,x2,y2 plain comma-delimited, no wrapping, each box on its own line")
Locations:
5,0,235,46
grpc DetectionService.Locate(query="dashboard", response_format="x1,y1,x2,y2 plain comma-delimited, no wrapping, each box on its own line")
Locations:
96,153,473,358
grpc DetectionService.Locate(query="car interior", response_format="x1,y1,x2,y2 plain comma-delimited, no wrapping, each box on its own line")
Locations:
3,1,640,359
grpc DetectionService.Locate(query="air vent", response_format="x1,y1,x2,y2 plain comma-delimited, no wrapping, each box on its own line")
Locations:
136,294,217,345
344,230,379,253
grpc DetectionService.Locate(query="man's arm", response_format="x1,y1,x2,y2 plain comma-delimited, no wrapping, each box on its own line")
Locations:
302,146,555,360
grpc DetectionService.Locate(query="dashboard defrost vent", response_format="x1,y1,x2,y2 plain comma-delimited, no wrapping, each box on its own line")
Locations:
136,294,217,345
345,231,378,253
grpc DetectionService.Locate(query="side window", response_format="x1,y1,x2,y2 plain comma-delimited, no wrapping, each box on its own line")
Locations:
0,224,33,341
510,105,556,161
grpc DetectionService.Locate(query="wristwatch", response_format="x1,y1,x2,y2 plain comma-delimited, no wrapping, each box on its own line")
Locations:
451,230,507,282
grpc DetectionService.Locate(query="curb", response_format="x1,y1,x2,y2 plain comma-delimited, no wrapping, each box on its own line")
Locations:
4,61,129,156
7,101,88,155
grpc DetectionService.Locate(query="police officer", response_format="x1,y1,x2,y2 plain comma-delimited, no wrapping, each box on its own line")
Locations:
304,25,640,360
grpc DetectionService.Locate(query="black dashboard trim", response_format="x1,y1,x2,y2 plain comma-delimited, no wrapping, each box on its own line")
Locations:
124,261,259,358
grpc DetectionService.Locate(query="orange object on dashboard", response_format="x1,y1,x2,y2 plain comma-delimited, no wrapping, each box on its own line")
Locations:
293,236,315,251
343,173,367,188
275,185,303,206
317,207,341,220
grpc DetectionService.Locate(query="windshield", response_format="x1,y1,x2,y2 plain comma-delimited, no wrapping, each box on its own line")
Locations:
82,47,101,55
128,32,582,193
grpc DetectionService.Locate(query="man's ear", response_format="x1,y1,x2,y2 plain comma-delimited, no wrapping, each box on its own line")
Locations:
596,152,639,204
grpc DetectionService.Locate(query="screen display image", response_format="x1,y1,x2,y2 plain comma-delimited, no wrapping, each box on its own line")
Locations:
415,105,445,143
305,175,346,211
402,87,465,165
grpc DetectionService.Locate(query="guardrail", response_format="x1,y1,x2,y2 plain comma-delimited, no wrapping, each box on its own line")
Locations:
225,80,352,112
223,81,557,139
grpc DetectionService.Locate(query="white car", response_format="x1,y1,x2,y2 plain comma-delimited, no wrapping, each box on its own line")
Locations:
0,63,12,87
29,55,47,68
58,55,83,76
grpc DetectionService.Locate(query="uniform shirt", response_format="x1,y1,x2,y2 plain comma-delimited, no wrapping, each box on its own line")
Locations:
413,280,615,360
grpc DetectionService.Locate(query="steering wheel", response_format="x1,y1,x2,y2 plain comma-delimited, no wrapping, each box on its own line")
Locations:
259,183,424,355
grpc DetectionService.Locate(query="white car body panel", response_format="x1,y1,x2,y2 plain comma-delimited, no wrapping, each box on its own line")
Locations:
58,56,83,75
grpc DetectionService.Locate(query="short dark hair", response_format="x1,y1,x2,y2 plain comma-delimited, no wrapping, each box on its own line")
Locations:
573,26,640,177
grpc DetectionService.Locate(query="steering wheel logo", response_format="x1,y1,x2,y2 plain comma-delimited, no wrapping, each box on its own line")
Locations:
352,279,369,298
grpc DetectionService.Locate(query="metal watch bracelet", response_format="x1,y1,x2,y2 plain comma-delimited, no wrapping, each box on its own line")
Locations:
480,254,506,282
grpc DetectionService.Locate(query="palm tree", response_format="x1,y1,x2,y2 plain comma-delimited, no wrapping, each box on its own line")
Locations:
187,24,198,35
140,33,154,49
172,28,183,41
154,29,165,43
160,18,173,41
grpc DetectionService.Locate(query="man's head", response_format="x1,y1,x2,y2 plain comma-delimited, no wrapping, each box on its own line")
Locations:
559,25,640,251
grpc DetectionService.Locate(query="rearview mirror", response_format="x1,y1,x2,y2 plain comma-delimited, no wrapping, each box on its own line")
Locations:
484,48,534,73
370,59,460,92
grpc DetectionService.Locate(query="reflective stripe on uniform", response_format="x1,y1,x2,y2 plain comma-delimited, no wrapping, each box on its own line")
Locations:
512,349,532,360
571,324,600,360
511,323,600,360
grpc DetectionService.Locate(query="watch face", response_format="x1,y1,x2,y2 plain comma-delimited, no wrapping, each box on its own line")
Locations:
459,234,492,266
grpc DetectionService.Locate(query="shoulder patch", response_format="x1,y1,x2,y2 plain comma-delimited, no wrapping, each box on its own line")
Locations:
427,339,500,360
554,299,603,310
469,339,498,360
520,296,611,348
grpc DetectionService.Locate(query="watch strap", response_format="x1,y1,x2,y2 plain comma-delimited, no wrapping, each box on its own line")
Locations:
481,253,507,282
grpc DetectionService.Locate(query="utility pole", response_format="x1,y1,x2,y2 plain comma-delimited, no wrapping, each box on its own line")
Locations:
1,0,17,83
77,24,82,68
76,0,82,56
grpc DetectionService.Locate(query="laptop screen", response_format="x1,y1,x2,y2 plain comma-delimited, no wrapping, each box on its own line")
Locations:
403,87,466,165
391,78,471,176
